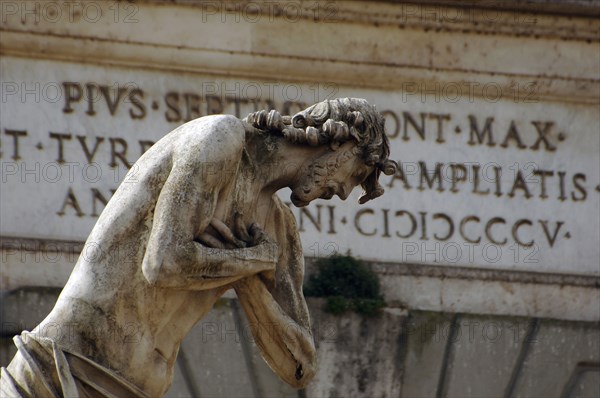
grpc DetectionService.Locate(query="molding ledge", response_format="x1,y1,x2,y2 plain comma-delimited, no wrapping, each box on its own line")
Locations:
1,31,597,105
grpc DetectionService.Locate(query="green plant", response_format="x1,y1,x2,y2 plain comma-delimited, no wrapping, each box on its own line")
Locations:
304,254,386,316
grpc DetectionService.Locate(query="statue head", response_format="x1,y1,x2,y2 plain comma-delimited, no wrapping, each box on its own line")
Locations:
245,98,398,206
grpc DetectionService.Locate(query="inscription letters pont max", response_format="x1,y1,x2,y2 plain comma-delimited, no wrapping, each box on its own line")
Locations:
0,98,397,397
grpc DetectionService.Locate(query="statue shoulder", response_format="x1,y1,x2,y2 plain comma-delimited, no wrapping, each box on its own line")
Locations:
171,114,246,163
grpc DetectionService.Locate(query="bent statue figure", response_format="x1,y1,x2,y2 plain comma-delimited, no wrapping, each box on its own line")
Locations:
1,98,397,397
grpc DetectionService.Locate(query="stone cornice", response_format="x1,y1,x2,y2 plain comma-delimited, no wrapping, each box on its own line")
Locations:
145,0,600,40
3,236,599,287
1,1,598,104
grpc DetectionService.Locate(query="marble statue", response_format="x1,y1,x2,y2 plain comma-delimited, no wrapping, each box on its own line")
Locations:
1,98,397,397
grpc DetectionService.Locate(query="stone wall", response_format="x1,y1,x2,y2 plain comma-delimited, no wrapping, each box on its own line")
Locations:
2,279,598,397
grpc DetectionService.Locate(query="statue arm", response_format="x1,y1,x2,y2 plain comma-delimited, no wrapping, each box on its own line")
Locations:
233,203,316,389
141,132,277,291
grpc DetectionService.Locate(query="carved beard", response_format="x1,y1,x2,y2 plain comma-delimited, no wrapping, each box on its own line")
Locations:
290,149,355,207
291,163,330,207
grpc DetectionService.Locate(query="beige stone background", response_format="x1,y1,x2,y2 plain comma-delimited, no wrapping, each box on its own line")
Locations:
1,1,599,397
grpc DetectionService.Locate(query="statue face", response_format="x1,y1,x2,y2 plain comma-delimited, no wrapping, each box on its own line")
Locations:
290,142,373,207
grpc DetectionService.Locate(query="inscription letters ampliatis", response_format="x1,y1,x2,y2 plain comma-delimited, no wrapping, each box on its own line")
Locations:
1,58,598,275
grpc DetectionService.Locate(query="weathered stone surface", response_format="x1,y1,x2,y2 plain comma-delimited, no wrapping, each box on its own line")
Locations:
306,298,405,398
246,334,298,398
375,265,600,322
1,1,597,98
173,299,255,398
400,311,454,398
571,370,600,398
163,360,192,398
513,320,600,397
0,288,59,370
0,238,80,290
1,292,598,397
0,339,17,371
443,315,528,397
0,287,61,334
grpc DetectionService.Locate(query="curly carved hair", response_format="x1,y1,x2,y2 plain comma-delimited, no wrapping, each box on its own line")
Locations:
244,98,398,204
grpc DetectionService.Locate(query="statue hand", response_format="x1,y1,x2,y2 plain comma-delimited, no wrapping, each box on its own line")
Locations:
248,222,272,245
208,218,247,248
233,212,277,254
204,214,277,257
247,222,278,288
247,223,278,260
